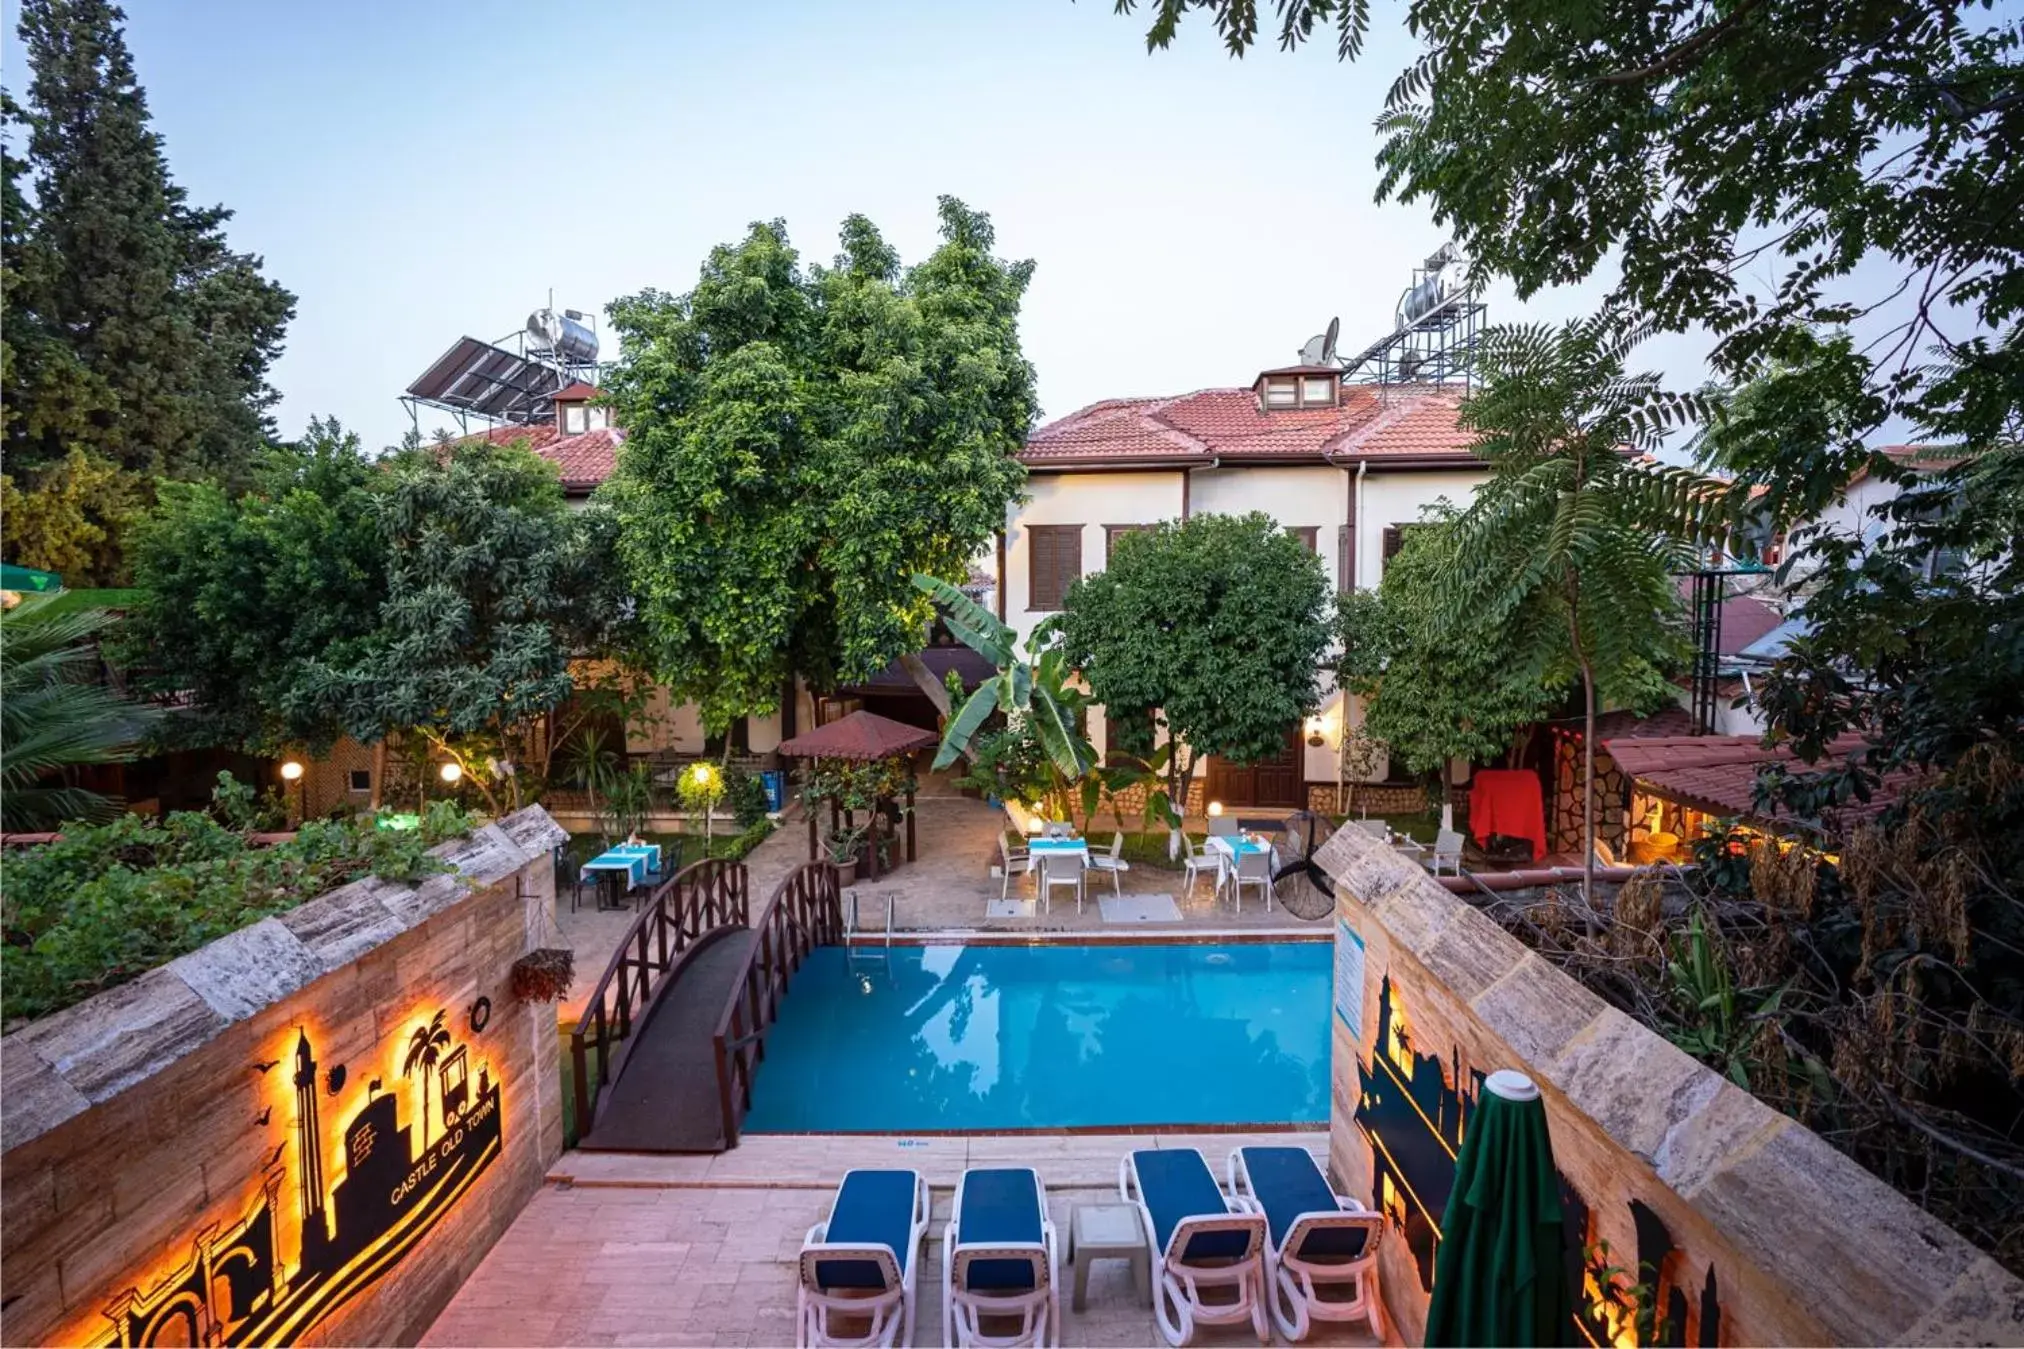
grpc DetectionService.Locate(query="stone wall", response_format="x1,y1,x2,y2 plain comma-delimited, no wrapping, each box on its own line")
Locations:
1307,782,1429,817
0,807,570,1348
1550,731,1629,857
1313,827,2022,1347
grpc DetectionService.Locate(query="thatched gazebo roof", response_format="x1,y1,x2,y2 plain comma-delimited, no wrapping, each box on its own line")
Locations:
776,710,940,762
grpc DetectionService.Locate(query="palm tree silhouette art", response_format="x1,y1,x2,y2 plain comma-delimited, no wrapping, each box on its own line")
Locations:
402,1010,453,1148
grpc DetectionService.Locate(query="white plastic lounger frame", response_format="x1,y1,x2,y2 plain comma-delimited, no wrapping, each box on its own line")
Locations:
1225,1150,1384,1341
1118,1152,1270,1346
797,1171,931,1348
941,1171,1060,1348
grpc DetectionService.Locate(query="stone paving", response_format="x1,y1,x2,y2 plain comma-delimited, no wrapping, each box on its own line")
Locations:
423,1133,1386,1348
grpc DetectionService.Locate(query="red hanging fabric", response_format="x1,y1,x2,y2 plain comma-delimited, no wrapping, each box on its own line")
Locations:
1468,769,1547,861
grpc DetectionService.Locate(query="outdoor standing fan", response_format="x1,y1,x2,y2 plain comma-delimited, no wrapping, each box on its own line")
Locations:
1271,811,1337,920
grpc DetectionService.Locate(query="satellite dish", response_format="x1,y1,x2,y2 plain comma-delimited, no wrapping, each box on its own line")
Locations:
1300,334,1328,365
1321,316,1340,365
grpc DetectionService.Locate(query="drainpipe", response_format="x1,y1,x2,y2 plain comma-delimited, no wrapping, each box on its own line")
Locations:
1353,461,1368,590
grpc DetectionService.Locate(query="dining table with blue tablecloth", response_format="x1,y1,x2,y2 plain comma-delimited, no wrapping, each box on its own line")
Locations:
1205,832,1279,897
581,842,661,911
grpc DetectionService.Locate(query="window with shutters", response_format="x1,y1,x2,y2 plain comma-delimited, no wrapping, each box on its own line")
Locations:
1288,526,1319,554
1105,524,1154,564
1027,525,1083,611
1380,524,1427,581
1336,524,1355,593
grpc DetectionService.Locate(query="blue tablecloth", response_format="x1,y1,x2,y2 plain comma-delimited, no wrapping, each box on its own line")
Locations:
1028,837,1088,856
582,843,659,887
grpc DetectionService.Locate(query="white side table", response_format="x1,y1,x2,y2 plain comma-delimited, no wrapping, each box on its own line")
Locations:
1069,1202,1150,1312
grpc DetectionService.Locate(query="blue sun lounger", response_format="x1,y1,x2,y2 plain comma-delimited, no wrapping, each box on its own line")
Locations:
1119,1149,1268,1346
797,1169,929,1348
942,1167,1058,1347
1227,1147,1383,1341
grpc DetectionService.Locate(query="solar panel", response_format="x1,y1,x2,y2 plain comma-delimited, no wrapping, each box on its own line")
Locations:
405,336,563,426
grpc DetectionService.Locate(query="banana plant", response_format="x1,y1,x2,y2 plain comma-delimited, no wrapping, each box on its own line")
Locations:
912,575,1096,806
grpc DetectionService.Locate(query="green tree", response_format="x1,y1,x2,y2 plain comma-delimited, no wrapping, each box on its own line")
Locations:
602,198,1035,735
1053,513,1332,845
1439,319,1689,897
6,0,294,478
915,574,1096,821
3,0,294,582
117,420,386,753
0,446,142,581
294,440,625,816
1335,510,1560,793
1121,0,2017,474
1,600,160,829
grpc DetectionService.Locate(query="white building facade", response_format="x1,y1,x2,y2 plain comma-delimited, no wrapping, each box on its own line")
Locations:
1003,365,1490,809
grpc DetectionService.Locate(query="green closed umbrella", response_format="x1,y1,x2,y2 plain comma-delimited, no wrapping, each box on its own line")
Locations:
1424,1069,1575,1347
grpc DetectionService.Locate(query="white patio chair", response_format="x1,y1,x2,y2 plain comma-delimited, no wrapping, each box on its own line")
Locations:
1427,829,1464,877
1087,832,1131,897
1229,848,1273,915
999,831,1032,901
1042,821,1075,840
1208,814,1239,838
1037,853,1084,914
1181,835,1223,901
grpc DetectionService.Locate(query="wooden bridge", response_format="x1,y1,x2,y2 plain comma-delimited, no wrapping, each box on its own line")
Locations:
571,858,842,1153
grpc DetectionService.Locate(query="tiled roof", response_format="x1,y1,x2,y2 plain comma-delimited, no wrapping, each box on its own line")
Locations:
776,709,942,761
1675,581,1785,658
552,381,600,402
1022,384,1475,467
1602,732,1912,826
462,423,622,493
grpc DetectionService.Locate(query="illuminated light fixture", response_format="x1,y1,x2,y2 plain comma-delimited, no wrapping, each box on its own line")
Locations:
1207,801,1224,818
1305,716,1326,747
688,762,718,787
439,762,464,784
279,760,305,782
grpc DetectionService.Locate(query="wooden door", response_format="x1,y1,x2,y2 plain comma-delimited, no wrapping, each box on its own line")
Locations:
1207,726,1304,808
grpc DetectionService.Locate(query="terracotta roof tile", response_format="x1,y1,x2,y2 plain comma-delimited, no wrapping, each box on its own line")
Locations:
1022,384,1476,466
462,423,622,492
1602,732,1913,825
776,710,941,761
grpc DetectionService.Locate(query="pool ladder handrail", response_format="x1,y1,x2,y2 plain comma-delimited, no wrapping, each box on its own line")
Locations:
843,888,896,949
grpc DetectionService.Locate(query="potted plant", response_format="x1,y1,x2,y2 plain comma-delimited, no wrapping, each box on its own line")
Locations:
826,825,866,886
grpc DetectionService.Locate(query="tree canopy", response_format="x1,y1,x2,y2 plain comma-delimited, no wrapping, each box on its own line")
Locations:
2,0,294,583
1440,318,1690,889
119,420,385,752
1335,509,1559,782
601,198,1036,733
123,428,628,812
1054,512,1331,819
1122,0,2018,466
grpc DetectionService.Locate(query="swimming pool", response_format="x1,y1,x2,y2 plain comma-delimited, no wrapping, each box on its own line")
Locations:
742,941,1330,1132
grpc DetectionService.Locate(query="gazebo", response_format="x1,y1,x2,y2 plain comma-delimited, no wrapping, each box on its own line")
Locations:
776,710,940,878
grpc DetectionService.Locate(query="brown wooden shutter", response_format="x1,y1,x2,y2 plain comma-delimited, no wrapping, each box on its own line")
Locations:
1381,526,1405,579
1336,524,1354,592
1289,526,1319,554
1104,523,1153,564
1027,526,1082,611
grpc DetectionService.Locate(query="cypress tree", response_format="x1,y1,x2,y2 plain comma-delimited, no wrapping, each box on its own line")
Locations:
2,0,294,579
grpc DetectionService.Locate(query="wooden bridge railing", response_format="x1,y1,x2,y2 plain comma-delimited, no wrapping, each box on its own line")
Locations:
711,861,843,1147
569,857,750,1137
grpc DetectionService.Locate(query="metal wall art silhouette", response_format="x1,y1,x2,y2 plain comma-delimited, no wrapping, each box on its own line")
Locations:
89,1009,503,1347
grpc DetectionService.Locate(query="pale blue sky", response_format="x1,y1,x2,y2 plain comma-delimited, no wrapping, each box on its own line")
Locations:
9,0,1726,451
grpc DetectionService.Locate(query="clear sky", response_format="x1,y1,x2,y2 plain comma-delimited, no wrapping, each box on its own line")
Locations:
12,0,1726,452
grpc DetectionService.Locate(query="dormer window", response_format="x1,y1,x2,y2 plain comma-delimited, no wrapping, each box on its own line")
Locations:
1256,368,1339,411
563,404,589,434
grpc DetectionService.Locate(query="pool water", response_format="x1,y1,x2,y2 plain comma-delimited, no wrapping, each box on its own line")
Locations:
742,941,1330,1132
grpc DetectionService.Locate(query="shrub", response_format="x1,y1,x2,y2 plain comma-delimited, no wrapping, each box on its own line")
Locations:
0,780,473,1023
724,764,770,829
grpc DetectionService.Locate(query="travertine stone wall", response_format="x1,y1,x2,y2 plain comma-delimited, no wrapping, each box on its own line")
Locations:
1313,826,2023,1347
0,807,569,1348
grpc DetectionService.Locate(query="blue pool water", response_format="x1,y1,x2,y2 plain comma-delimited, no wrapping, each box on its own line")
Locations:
742,941,1331,1132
